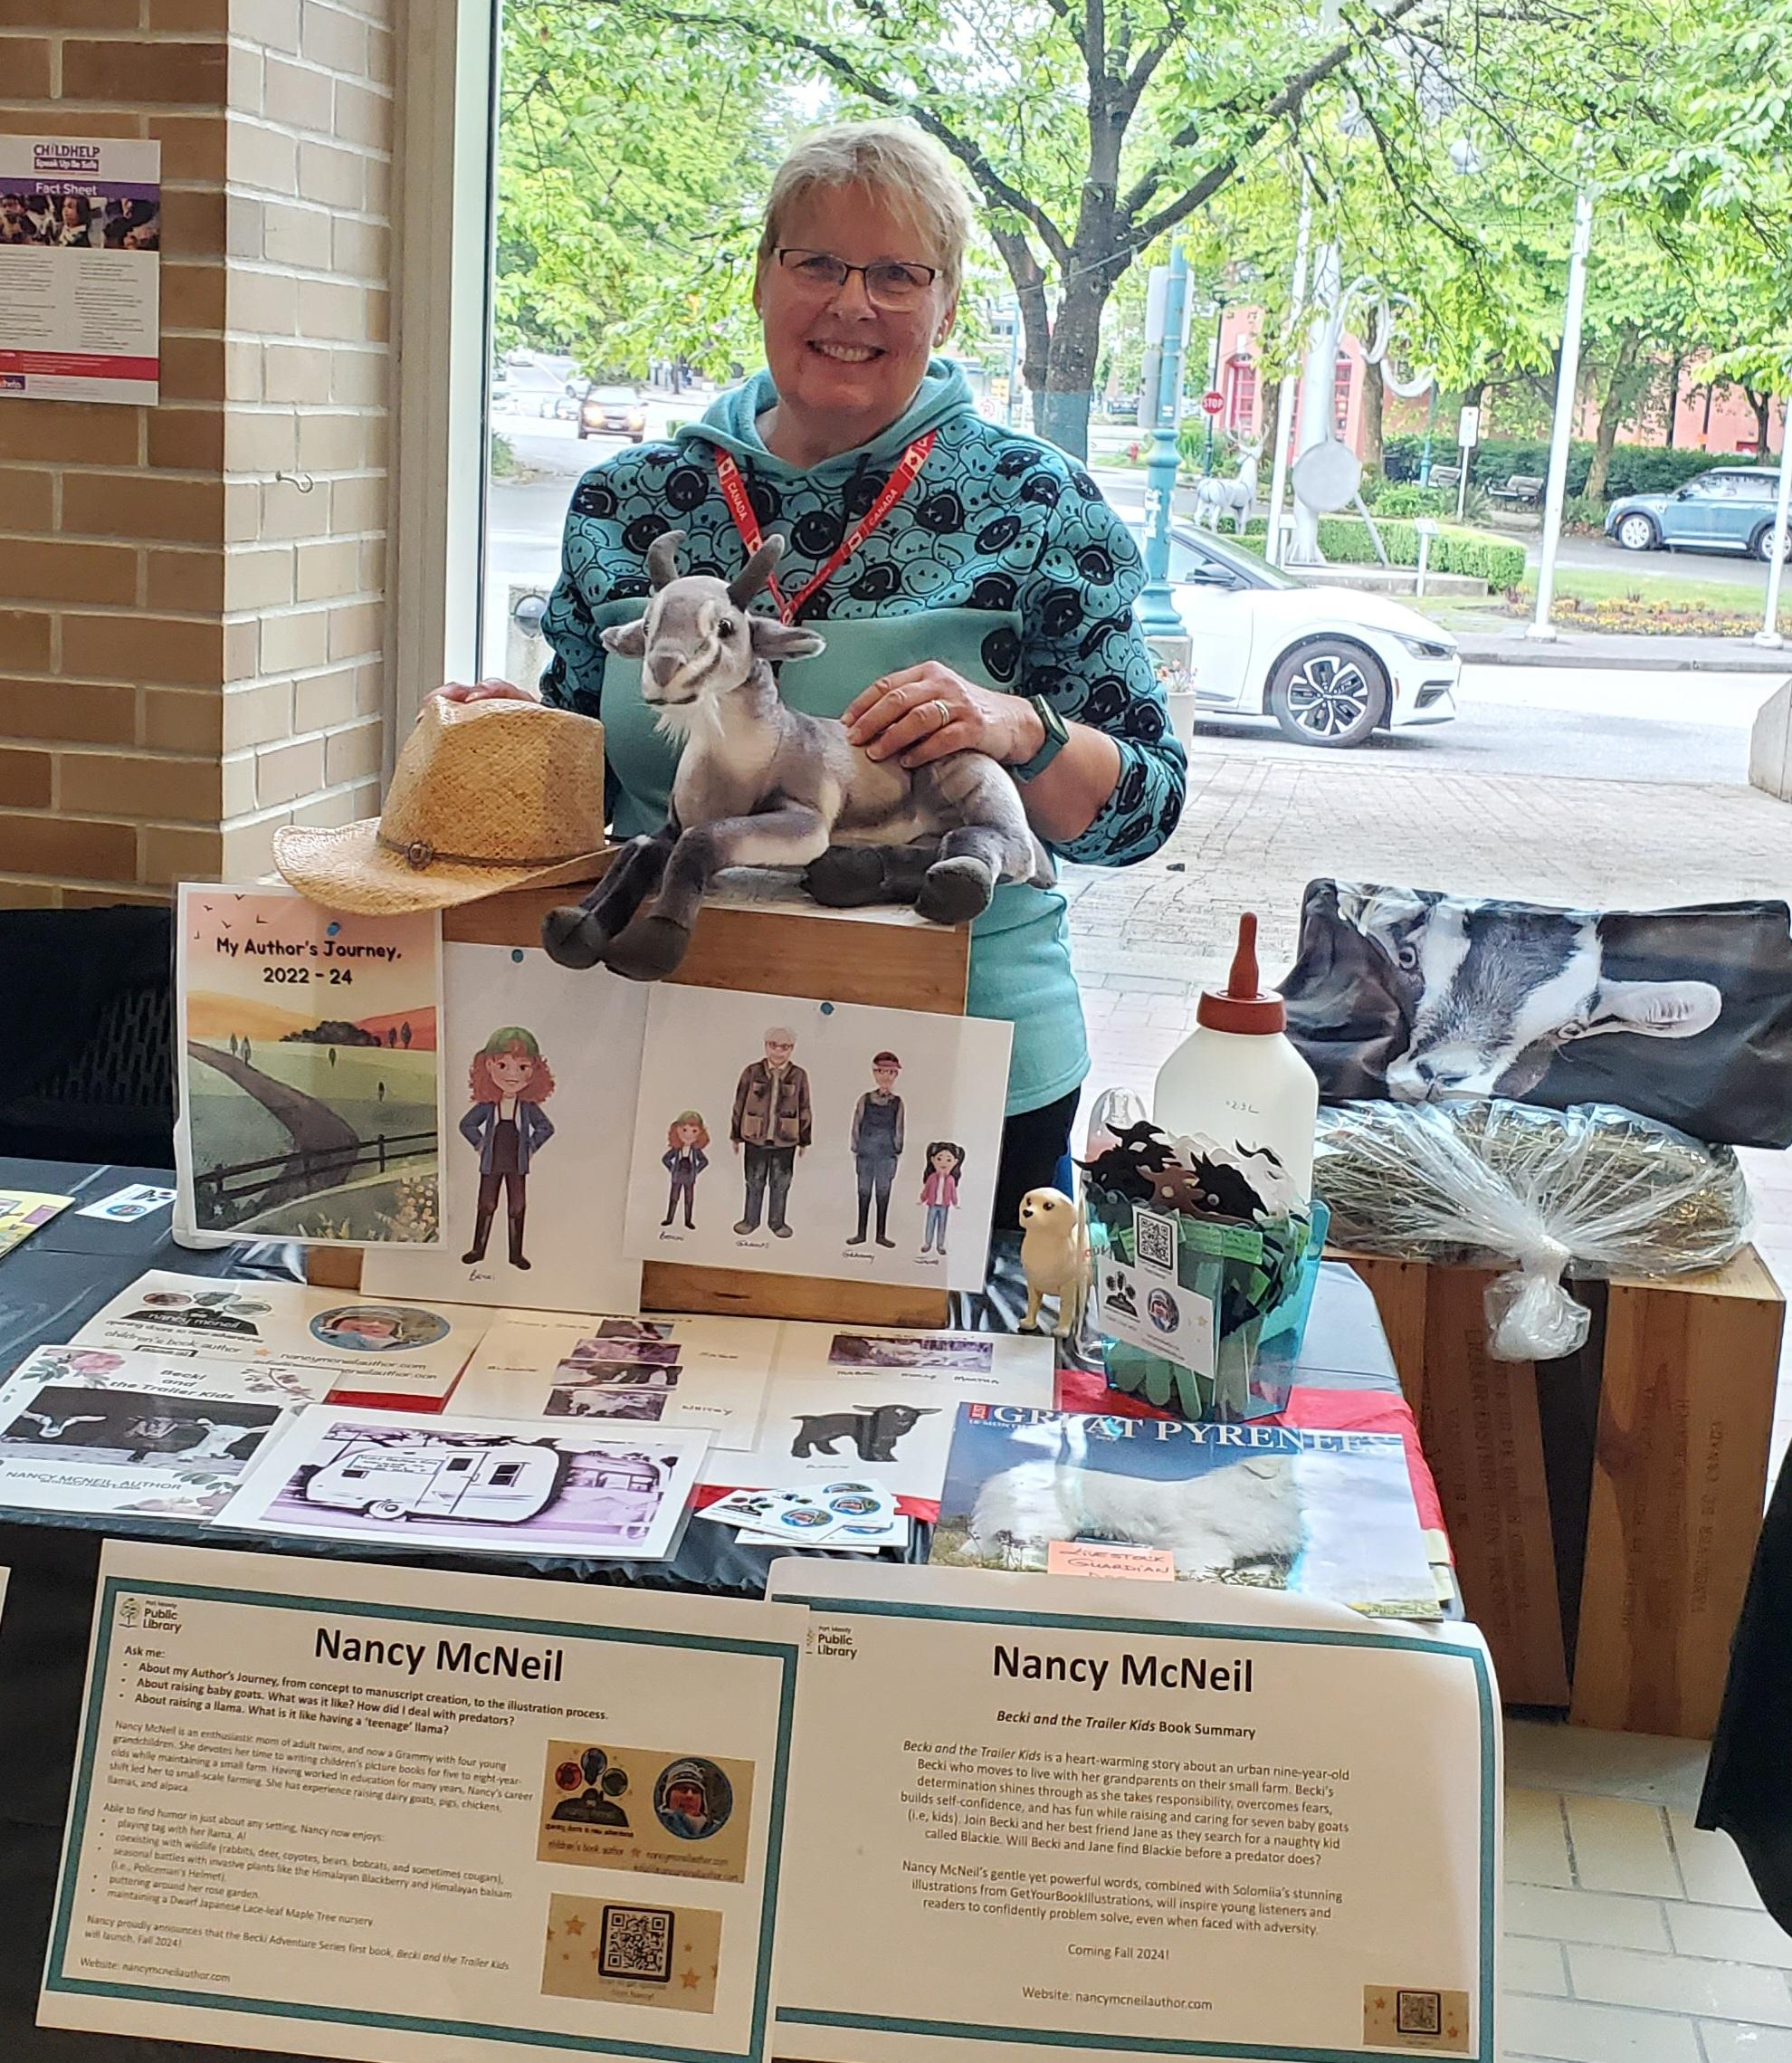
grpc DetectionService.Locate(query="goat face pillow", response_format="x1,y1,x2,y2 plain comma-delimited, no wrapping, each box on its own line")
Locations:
1278,879,1792,1148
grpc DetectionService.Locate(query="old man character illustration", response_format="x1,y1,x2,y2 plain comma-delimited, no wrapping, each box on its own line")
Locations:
731,1026,812,1238
848,1050,905,1249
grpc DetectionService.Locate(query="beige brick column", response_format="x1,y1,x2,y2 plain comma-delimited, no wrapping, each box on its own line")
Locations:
0,0,395,907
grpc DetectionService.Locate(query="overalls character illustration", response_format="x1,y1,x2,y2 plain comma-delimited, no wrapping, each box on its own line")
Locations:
919,1141,965,1255
731,1027,812,1239
848,1052,905,1249
460,1027,557,1269
661,1112,710,1229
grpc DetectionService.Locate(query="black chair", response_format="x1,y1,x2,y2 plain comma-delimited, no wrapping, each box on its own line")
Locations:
0,905,175,1169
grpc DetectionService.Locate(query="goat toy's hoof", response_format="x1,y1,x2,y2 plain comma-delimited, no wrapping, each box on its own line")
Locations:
541,904,612,970
804,847,899,909
603,912,692,982
917,856,995,927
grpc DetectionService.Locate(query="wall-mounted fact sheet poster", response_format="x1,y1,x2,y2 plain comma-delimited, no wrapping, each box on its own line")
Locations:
0,136,160,403
41,1541,801,2063
767,1562,1500,2063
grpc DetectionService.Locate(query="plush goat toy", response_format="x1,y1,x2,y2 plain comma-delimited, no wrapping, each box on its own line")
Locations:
541,530,1053,982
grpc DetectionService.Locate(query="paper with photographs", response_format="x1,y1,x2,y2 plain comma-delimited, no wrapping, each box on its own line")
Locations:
222,1408,709,1561
75,1270,485,1406
454,1312,772,1452
362,944,647,1314
931,1406,1441,1617
0,1187,71,1257
701,1322,1054,1510
0,1344,303,1521
175,883,443,1246
622,988,1011,1294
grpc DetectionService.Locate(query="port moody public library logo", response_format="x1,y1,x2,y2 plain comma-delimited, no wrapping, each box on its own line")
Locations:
33,144,102,176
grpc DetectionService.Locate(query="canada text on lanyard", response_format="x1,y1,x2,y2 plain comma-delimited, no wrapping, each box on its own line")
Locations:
712,430,939,626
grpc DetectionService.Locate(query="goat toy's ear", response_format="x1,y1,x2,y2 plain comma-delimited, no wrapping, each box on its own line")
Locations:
645,528,686,590
748,617,825,664
600,616,649,658
729,534,786,606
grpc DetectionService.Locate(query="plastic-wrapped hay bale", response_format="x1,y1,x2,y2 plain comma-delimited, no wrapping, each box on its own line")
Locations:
1312,1100,1752,1361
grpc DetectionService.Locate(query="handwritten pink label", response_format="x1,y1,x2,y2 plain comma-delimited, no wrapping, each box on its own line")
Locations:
1046,1540,1175,1582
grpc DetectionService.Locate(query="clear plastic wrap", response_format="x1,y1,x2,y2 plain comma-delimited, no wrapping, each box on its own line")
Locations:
1313,1100,1753,1361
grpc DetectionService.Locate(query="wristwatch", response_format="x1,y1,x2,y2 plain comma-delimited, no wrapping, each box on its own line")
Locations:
1012,694,1069,782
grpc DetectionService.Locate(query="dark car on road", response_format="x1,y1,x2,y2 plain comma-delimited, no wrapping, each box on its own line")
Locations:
1606,465,1787,560
578,383,647,443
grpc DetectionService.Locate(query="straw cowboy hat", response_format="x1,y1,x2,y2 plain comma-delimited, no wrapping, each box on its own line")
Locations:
272,697,607,914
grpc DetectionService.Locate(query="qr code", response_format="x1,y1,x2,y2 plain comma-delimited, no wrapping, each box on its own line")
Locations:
1396,1991,1443,2037
599,1905,674,1985
1134,1208,1177,1275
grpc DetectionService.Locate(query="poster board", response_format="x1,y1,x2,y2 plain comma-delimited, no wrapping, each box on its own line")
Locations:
310,872,971,1329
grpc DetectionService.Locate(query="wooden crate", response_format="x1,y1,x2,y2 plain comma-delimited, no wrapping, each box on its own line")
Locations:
310,873,971,1331
1343,1246,1783,1737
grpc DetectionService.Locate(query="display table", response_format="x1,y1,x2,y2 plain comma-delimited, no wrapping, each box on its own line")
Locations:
0,1156,1431,2061
1346,1246,1783,1739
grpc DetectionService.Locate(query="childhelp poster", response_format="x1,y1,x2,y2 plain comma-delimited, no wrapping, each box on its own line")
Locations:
364,944,648,1313
623,987,1012,1293
175,884,443,1246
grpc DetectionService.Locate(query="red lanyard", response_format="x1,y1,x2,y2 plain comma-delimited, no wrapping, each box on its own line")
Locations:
713,430,937,625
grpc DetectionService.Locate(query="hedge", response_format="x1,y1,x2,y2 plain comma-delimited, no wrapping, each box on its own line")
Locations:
1380,433,1736,500
1241,515,1526,588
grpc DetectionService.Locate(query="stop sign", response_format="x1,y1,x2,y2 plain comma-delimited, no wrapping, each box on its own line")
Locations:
1201,389,1225,416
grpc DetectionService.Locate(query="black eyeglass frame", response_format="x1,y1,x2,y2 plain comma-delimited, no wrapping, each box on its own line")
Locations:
772,246,943,301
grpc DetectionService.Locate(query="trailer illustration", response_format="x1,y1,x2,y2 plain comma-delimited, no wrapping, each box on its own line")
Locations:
305,1438,565,1523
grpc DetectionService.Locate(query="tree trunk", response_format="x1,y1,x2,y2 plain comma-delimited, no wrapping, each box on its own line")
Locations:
1360,354,1384,474
1748,386,1773,458
1663,353,1682,446
1585,332,1640,500
1036,279,1110,461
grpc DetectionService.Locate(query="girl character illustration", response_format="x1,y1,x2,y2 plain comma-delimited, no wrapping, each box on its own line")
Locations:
920,1141,965,1256
459,1027,557,1270
662,1111,710,1229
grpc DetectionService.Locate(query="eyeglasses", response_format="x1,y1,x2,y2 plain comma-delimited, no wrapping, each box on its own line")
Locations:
774,247,940,310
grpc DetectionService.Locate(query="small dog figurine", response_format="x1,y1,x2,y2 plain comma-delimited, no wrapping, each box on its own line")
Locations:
1018,1186,1088,1339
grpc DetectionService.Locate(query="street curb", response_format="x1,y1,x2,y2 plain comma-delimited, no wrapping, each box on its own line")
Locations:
1455,642,1792,673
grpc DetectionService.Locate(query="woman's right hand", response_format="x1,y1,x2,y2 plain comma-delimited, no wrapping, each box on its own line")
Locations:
431,677,541,709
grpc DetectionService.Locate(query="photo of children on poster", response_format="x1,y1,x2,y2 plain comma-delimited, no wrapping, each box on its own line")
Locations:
363,944,648,1313
175,884,443,1246
624,989,1010,1293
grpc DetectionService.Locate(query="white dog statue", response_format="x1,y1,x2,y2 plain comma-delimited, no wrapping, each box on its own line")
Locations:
1018,1186,1088,1339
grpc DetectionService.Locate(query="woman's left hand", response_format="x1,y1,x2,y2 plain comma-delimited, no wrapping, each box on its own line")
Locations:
843,663,1045,772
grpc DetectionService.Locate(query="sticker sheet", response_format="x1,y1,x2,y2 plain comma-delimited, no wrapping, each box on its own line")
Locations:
701,1322,1055,1511
622,988,1012,1294
0,1188,71,1257
73,1270,485,1408
221,1407,710,1562
174,883,443,1246
453,1311,774,1452
0,1344,302,1521
75,1183,176,1223
362,944,648,1314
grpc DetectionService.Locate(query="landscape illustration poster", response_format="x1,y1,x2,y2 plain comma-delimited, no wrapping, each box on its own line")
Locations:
175,884,443,1246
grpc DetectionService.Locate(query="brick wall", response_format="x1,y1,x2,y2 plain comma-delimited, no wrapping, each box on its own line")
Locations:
0,0,394,907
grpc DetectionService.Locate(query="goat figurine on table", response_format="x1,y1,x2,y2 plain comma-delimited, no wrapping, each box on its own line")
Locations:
541,530,1053,982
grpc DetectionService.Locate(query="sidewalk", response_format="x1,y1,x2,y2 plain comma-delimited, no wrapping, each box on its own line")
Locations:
1452,622,1792,673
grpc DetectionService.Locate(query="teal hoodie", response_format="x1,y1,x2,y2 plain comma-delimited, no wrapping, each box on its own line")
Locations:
540,360,1186,1115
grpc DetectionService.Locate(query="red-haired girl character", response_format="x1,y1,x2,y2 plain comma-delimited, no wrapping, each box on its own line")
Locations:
459,1027,556,1268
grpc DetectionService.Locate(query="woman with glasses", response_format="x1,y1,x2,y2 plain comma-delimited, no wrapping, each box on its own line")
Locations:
448,121,1186,1236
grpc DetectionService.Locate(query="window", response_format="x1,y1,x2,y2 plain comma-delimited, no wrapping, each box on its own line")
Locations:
1332,351,1352,436
491,1462,523,1485
1225,355,1256,435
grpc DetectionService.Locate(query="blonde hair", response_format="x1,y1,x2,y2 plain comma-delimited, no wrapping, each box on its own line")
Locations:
758,120,975,300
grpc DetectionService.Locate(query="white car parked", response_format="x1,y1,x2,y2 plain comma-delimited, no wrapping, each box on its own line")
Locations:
1142,527,1461,749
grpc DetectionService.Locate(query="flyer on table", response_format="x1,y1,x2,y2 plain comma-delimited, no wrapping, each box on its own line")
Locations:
362,944,647,1313
73,1271,484,1407
0,136,160,404
768,1562,1499,2063
174,883,443,1247
43,1541,801,2063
